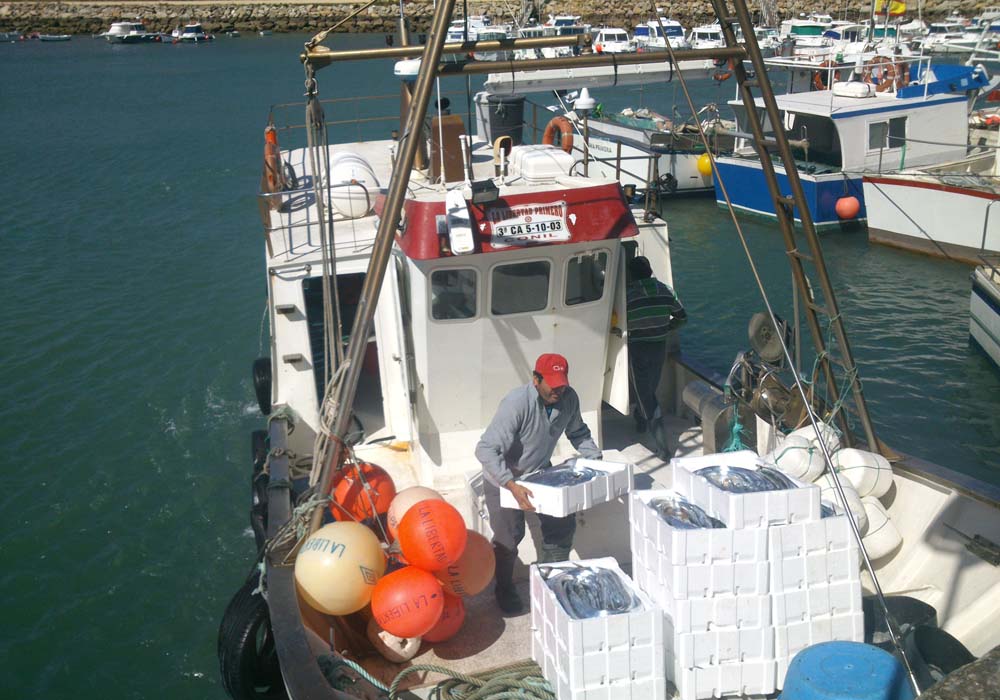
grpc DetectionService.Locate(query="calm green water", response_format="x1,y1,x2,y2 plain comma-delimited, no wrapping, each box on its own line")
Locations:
1,32,997,699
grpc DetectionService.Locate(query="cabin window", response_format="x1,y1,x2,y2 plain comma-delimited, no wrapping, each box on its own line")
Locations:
430,268,477,320
565,251,609,306
491,260,550,315
868,116,906,150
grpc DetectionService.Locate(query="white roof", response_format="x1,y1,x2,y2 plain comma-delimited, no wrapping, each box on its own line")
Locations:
730,88,966,119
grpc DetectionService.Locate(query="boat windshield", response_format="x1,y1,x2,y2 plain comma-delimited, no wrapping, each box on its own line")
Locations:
601,31,628,41
653,25,684,37
792,25,824,36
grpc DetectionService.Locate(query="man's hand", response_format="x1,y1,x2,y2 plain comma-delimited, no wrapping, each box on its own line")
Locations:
505,481,535,511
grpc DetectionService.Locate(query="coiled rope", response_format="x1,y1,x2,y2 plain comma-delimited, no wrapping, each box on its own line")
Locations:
322,657,555,700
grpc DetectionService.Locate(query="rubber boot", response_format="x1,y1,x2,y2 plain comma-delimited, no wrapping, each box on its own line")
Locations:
493,545,523,614
538,544,572,564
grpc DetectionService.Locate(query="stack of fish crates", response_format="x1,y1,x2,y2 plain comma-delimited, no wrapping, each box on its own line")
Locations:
628,451,863,698
529,557,666,700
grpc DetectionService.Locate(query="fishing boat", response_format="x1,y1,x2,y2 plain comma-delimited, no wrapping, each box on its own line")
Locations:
593,27,633,54
862,150,1000,261
38,34,71,42
633,17,691,51
712,60,993,228
104,21,160,44
217,5,1000,700
173,23,213,43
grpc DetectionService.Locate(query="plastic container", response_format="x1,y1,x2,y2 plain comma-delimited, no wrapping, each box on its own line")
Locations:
833,448,894,498
861,497,902,560
329,151,379,218
500,459,633,517
778,641,916,700
486,94,526,146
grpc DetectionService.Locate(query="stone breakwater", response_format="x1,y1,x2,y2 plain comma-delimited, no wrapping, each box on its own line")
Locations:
0,1,992,36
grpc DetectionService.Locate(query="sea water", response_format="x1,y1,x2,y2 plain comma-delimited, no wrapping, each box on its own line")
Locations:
1,32,997,699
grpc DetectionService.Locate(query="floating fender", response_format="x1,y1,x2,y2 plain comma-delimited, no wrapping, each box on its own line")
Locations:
862,496,903,560
251,430,269,552
788,420,842,455
903,624,977,692
817,471,869,534
218,575,287,700
834,448,893,498
252,358,271,416
767,434,825,483
863,595,938,648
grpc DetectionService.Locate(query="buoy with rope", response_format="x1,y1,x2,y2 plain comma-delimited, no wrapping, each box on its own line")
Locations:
541,115,574,154
812,60,842,91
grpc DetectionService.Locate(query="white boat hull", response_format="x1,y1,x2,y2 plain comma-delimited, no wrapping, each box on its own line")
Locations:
971,266,1000,368
863,172,1000,263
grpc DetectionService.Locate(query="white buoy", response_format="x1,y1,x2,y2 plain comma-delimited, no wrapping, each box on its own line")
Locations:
817,471,868,534
788,420,842,455
294,522,386,615
861,496,902,560
766,434,825,483
833,448,893,498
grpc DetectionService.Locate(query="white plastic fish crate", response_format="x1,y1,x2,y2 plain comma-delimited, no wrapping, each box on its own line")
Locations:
529,557,666,700
670,451,822,529
766,514,857,559
774,611,865,687
501,459,634,517
635,542,770,600
666,616,776,667
769,546,861,594
629,490,769,566
770,578,863,626
667,654,777,700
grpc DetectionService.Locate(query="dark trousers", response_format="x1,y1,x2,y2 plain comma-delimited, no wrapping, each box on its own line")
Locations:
482,478,577,553
629,341,667,422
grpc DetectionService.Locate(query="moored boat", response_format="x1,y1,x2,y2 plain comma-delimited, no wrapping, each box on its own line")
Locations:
217,8,1000,700
104,21,160,44
173,23,213,43
970,263,1000,368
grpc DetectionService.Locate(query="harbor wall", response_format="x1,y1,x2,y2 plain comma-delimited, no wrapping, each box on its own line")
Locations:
0,0,990,36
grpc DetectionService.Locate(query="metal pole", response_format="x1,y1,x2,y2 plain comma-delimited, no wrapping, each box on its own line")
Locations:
583,114,590,176
436,46,746,75
309,0,459,524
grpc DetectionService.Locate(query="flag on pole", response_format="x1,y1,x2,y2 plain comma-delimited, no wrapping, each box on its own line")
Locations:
874,0,906,16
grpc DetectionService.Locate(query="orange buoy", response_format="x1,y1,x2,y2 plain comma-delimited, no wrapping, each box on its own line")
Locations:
371,566,445,638
434,530,496,597
398,500,468,571
541,116,574,154
422,593,465,643
387,486,443,540
329,462,397,524
835,195,861,220
294,522,386,615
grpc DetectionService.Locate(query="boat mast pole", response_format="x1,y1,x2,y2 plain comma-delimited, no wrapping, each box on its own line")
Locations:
309,0,458,531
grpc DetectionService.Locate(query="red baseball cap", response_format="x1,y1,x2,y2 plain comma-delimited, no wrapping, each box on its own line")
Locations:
535,353,570,389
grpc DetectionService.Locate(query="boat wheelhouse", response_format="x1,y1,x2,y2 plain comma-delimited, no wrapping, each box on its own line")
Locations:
593,27,633,53
633,18,690,51
105,21,160,44
713,61,988,227
174,23,213,43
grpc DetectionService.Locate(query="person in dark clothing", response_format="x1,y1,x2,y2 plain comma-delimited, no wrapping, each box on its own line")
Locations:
626,256,687,452
474,353,602,614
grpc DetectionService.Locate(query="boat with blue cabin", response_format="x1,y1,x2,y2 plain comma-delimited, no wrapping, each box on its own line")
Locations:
712,60,993,228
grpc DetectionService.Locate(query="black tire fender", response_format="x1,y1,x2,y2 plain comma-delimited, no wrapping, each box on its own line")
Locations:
252,358,272,416
218,575,287,700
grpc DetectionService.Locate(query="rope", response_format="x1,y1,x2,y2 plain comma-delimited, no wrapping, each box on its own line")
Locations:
322,658,554,700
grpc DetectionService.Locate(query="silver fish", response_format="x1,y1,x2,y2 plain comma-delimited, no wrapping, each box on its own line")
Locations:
649,496,726,529
544,565,643,619
757,466,799,490
695,465,776,492
522,465,600,487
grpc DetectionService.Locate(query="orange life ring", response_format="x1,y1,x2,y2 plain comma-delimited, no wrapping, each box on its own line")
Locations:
862,56,907,93
542,116,574,154
713,70,732,82
812,60,841,91
263,124,283,193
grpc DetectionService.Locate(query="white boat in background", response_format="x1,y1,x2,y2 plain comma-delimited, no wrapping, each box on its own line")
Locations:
593,27,633,53
971,264,1000,368
38,34,71,41
446,15,492,42
173,23,213,43
780,16,831,55
863,150,1000,262
104,21,160,44
688,23,725,50
633,17,690,51
917,21,968,52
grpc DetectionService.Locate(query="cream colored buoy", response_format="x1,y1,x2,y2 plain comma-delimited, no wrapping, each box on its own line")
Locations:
365,618,422,663
788,420,842,455
767,434,825,483
833,448,893,498
817,471,869,534
861,496,902,560
294,522,386,615
387,486,444,540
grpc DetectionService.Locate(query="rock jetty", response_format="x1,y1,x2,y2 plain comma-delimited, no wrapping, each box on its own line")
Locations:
0,1,991,36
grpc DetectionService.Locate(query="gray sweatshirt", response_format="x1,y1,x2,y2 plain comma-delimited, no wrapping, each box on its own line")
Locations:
475,383,602,488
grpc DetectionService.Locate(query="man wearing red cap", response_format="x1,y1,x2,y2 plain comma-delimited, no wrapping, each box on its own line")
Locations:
475,353,603,614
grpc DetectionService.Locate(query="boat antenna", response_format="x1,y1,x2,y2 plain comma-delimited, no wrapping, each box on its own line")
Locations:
657,2,921,695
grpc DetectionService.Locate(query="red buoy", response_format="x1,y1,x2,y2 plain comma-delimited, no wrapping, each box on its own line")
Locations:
835,196,861,220
434,530,495,597
371,566,444,638
329,462,397,524
422,593,465,643
397,499,468,572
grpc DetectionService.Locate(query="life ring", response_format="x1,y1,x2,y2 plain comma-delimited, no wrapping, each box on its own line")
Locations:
712,58,735,82
263,124,283,193
862,56,907,93
542,116,574,154
812,60,841,91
